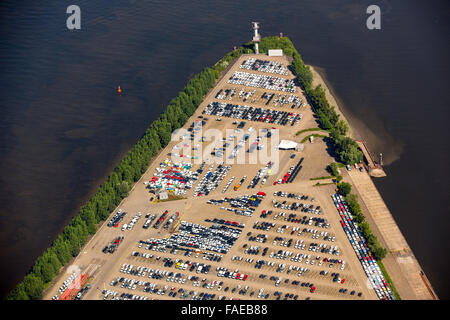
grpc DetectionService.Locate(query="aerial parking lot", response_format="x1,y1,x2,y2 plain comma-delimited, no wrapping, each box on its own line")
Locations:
44,54,383,300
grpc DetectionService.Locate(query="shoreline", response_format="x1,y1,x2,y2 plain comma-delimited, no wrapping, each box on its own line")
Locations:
307,64,437,300
308,65,357,140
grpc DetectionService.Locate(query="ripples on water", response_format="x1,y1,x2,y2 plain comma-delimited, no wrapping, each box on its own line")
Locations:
0,0,449,297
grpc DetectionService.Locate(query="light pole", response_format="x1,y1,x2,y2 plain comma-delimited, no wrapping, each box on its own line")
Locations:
252,22,261,54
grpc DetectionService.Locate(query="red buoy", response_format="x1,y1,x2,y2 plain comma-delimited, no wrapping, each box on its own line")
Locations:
117,86,122,94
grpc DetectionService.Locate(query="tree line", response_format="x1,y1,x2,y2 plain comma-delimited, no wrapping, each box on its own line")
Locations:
344,193,387,260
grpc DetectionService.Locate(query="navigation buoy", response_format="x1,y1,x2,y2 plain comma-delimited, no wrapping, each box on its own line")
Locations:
117,86,122,95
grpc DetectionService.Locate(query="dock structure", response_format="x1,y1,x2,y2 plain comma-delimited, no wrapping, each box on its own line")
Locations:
355,140,386,177
347,169,438,300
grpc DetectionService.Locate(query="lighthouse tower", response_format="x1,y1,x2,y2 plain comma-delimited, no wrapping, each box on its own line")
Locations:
252,22,261,54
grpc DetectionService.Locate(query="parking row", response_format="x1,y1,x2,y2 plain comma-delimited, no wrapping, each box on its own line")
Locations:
146,159,198,195
194,163,232,197
207,193,265,217
228,71,296,92
239,58,289,76
272,199,322,215
332,193,394,300
202,102,302,126
113,263,274,300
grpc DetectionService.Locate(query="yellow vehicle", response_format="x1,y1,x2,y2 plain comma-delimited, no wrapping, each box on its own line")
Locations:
175,262,181,269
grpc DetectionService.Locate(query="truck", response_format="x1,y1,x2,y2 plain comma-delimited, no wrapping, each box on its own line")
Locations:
102,236,124,254
164,212,180,230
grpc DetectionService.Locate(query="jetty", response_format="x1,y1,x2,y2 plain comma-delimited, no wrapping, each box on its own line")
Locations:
356,140,386,178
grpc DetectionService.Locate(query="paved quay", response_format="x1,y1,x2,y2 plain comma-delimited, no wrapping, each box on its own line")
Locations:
347,169,437,300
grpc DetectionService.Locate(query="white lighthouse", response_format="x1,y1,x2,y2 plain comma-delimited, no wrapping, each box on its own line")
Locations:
252,22,261,54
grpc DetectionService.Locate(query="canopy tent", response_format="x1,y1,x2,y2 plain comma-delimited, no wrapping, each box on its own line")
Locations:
278,140,298,150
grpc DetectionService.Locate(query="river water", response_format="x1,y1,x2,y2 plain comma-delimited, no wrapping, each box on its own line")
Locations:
0,0,449,298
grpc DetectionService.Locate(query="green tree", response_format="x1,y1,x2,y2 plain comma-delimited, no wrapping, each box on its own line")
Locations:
23,274,44,300
353,212,365,223
337,182,352,196
371,245,387,260
359,222,372,238
345,194,362,215
52,236,72,265
335,119,349,136
327,162,339,176
116,181,131,198
7,282,29,300
33,255,56,283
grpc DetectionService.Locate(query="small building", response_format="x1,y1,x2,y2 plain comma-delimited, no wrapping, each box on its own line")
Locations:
157,191,168,200
268,49,283,57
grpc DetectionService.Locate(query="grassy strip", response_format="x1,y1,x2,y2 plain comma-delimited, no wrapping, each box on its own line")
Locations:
301,134,327,143
310,176,334,181
377,260,402,300
313,182,335,187
295,127,327,136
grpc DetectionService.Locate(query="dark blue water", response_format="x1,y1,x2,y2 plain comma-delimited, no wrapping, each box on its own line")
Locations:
1,0,449,298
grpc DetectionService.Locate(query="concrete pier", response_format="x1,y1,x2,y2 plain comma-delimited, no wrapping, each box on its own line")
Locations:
348,169,437,299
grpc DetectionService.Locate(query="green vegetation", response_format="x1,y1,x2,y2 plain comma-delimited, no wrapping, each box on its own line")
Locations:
301,134,327,143
377,260,401,300
335,119,349,136
337,182,352,196
310,176,334,181
313,182,335,187
344,192,387,261
295,127,327,136
327,162,340,176
326,163,343,183
329,131,363,164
